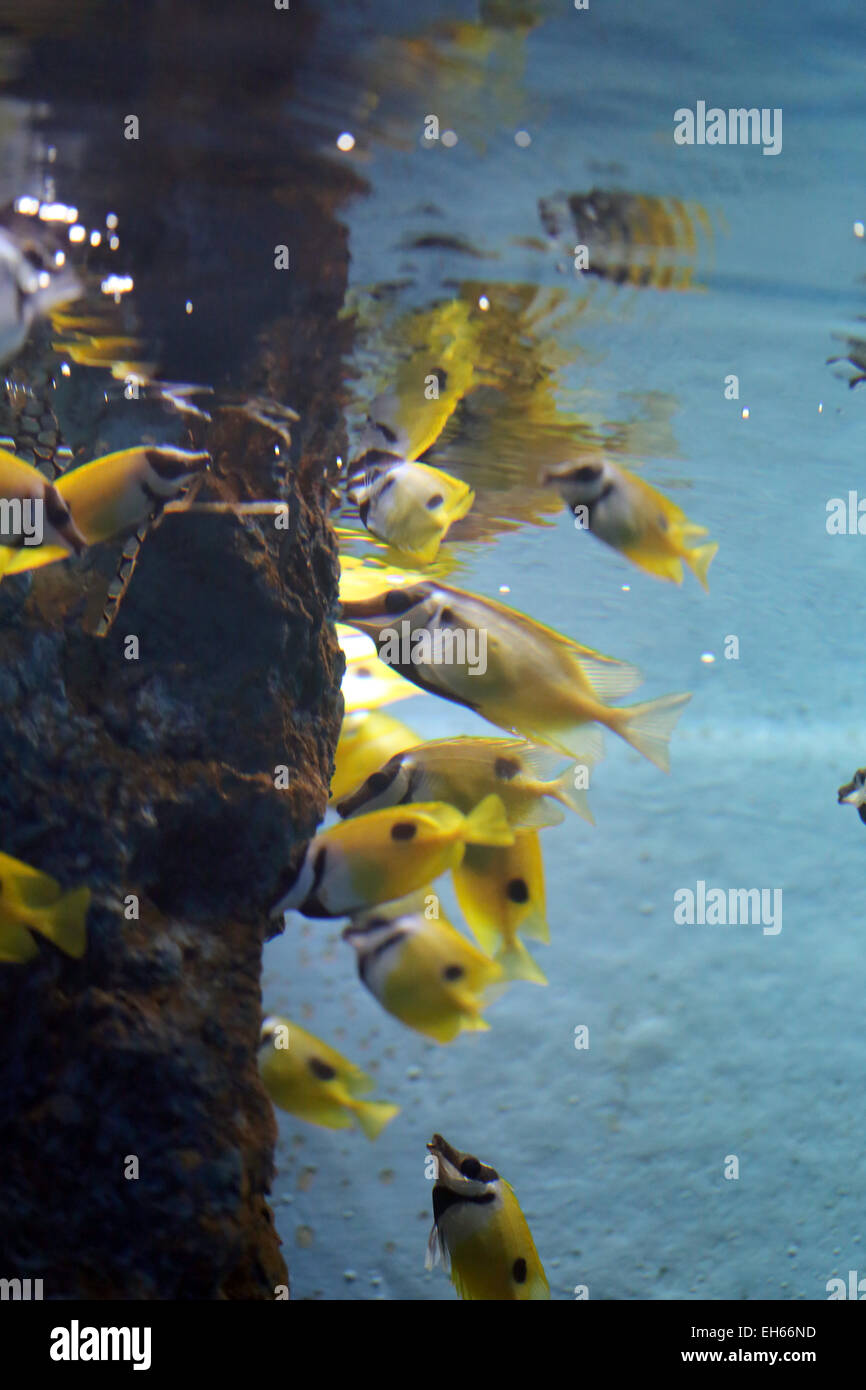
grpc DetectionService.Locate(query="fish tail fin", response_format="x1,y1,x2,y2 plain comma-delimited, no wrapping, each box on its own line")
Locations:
552,767,595,825
462,794,515,847
614,692,692,772
685,540,718,591
495,937,548,986
353,1098,400,1141
33,885,90,958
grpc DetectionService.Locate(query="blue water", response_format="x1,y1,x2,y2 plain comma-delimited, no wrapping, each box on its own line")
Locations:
263,0,866,1299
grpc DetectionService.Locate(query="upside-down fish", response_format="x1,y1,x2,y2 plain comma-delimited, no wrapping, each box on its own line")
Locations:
543,454,718,589
337,734,593,826
0,851,89,963
258,1016,399,1140
0,449,88,577
452,831,548,985
330,709,419,806
838,768,866,825
343,893,504,1043
348,459,474,564
341,579,692,770
271,794,514,920
426,1133,550,1300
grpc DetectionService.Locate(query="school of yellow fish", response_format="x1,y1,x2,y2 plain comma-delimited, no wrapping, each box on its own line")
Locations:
0,202,720,1299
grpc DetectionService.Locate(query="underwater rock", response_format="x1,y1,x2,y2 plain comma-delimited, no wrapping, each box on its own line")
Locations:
0,0,358,1298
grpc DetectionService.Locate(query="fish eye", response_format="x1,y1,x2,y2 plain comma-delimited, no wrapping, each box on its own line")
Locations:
442,964,464,981
425,493,444,510
460,1156,482,1179
570,464,603,483
383,588,419,614
366,762,400,796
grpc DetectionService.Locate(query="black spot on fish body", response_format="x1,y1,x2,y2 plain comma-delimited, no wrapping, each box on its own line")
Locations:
308,1056,337,1081
494,757,520,780
426,493,444,510
443,964,464,981
391,821,417,842
507,877,529,903
366,768,397,796
512,1258,528,1285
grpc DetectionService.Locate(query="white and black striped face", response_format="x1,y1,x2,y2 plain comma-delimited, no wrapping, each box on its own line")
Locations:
428,1134,504,1257
44,483,88,553
336,753,416,819
143,447,210,499
270,840,326,918
342,913,410,994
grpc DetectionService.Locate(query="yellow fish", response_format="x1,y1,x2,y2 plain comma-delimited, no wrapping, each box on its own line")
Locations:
350,298,478,464
56,446,210,546
343,893,504,1043
330,709,420,805
341,579,692,770
348,459,474,564
0,445,210,577
0,851,89,963
258,1016,399,1140
0,448,87,579
336,734,593,826
271,795,514,919
543,455,718,588
426,1134,550,1300
452,831,548,985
